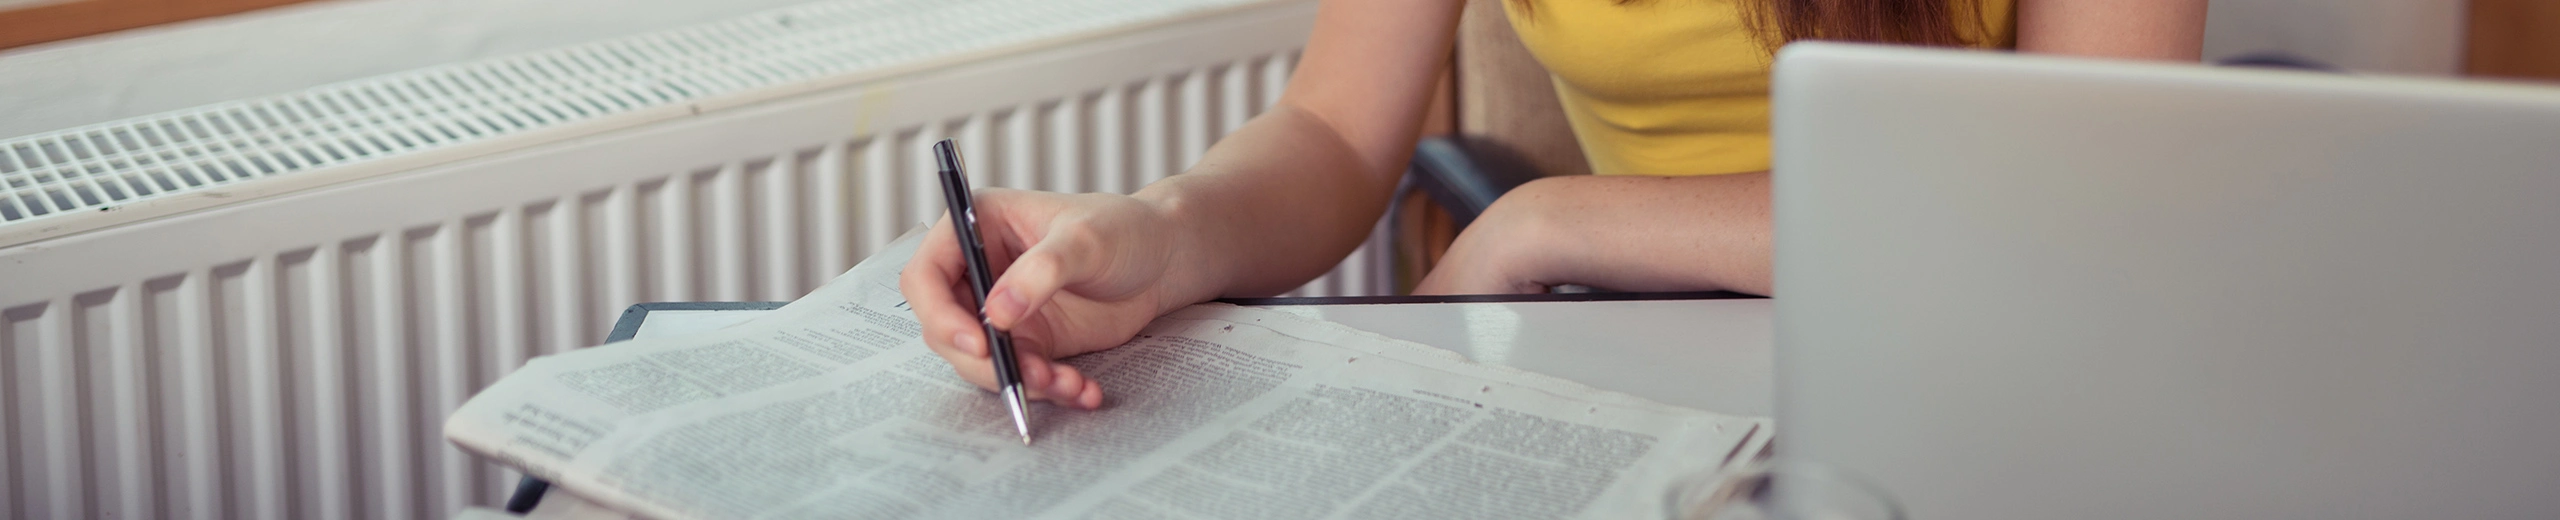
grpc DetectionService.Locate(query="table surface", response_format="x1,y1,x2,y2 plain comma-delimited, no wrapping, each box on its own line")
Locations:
625,298,1775,416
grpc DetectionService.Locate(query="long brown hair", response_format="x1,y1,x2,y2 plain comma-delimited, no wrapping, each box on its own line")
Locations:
1511,0,1987,51
1740,0,1984,49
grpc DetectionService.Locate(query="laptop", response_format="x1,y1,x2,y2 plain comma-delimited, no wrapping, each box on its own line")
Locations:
1770,42,2560,519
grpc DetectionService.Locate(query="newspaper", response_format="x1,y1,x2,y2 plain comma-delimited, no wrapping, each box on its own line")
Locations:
446,233,1771,520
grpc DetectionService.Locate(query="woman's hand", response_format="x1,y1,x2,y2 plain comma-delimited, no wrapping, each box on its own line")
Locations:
898,0,1461,409
1415,174,1775,296
899,188,1201,410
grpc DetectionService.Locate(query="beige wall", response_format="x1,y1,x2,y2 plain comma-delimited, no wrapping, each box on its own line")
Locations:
0,0,319,51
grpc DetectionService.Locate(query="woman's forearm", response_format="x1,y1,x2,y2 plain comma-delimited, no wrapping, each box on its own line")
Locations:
1121,0,1460,306
2018,0,2207,61
1135,103,1409,303
1426,173,1773,295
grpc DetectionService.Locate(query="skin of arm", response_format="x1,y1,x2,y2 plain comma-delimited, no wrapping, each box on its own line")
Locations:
1411,0,2208,296
1144,0,1467,301
900,0,1463,407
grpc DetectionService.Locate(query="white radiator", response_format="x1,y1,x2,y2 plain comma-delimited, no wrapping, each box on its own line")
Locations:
0,1,1388,518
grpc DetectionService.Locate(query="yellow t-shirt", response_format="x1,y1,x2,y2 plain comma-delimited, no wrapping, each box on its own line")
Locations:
1506,0,2015,176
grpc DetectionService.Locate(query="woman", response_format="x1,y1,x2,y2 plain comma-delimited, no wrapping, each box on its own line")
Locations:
903,0,2206,409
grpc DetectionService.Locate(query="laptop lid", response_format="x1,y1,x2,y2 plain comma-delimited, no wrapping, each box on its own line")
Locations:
1771,42,2560,519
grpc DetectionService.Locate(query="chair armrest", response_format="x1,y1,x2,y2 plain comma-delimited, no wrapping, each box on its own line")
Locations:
1407,136,1552,230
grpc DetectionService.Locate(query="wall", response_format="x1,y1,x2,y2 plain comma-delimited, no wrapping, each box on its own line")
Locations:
7,0,2515,143
0,0,319,51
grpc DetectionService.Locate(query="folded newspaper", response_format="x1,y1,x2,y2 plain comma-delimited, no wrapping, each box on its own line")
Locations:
447,232,1771,520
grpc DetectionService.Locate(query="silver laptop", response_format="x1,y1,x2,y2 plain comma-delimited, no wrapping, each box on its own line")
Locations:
1771,42,2560,519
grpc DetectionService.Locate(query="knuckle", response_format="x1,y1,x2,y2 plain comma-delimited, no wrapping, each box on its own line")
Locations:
1048,217,1103,246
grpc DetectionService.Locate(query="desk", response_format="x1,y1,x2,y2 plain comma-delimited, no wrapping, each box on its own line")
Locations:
509,293,1773,515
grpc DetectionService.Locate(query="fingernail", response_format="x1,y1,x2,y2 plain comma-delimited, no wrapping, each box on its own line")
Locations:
953,331,983,356
985,287,1028,329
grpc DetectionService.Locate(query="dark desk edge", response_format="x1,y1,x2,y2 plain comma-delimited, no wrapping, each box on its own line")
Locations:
517,291,1764,513
605,301,789,343
1216,290,1762,306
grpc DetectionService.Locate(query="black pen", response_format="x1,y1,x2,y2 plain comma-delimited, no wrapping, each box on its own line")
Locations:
933,139,1032,445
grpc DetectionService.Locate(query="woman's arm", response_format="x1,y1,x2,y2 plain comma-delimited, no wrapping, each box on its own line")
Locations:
1141,0,1466,301
902,0,1463,407
1414,0,2208,296
2017,0,2207,60
1417,173,1775,294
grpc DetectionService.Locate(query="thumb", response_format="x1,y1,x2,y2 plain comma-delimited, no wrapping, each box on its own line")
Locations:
981,229,1096,332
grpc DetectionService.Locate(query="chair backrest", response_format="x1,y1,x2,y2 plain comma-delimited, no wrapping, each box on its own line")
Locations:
1453,0,1589,178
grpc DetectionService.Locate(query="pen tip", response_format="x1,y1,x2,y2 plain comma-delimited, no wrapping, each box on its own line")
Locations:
1000,385,1033,445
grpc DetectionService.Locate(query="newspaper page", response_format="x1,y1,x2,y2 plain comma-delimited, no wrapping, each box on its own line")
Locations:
447,233,1771,520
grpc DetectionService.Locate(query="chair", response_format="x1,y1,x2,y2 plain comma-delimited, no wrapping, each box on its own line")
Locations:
1389,0,1590,289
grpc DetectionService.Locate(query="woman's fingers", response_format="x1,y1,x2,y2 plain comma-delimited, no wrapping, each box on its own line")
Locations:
982,227,1094,332
1009,350,1104,409
906,215,972,353
1016,352,1054,395
900,189,1124,410
1050,363,1104,409
921,343,1103,409
904,215,989,359
1043,362,1080,398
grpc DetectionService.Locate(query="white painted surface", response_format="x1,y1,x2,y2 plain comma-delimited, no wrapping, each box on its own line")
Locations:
2202,0,2469,75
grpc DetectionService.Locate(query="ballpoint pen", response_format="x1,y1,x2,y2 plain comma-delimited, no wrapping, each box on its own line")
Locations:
932,139,1033,445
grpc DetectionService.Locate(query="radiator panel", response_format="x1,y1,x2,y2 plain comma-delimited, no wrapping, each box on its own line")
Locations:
0,3,1403,518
